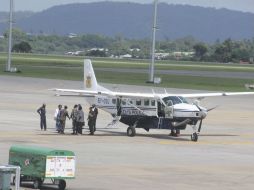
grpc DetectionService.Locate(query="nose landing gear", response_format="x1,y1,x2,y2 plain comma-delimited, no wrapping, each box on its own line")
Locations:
191,132,198,142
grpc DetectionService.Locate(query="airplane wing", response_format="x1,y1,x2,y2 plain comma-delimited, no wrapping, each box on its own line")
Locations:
111,91,254,99
51,88,155,98
180,92,254,98
52,88,254,99
50,88,98,97
51,59,254,100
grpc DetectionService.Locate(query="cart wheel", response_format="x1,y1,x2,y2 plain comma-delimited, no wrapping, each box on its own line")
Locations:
58,179,66,190
12,176,21,186
12,176,16,185
33,179,42,189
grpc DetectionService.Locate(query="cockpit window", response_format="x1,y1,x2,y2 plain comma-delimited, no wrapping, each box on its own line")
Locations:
122,100,126,105
178,96,189,104
163,96,187,105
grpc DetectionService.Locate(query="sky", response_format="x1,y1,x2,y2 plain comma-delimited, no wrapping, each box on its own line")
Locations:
1,0,254,13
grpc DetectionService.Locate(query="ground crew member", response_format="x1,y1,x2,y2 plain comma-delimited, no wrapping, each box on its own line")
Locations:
59,105,70,134
91,104,98,131
37,103,47,131
87,107,95,135
70,104,78,134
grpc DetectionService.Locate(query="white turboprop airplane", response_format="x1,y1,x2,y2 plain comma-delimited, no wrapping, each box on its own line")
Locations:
53,59,254,142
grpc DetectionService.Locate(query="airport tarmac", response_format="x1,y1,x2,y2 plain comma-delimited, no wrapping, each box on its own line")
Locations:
0,75,254,190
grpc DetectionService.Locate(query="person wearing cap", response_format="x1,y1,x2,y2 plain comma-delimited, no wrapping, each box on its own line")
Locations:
37,103,47,131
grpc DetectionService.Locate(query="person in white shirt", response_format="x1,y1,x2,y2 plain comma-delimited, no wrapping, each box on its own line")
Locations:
54,104,62,132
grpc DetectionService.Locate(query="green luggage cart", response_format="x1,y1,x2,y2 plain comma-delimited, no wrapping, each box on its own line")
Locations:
9,145,75,190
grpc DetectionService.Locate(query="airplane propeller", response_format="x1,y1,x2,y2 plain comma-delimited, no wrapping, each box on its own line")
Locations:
197,105,217,133
198,119,203,133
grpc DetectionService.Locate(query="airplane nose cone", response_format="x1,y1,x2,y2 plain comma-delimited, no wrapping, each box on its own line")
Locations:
200,110,207,119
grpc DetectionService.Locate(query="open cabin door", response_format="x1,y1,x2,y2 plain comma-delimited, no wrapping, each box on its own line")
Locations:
158,100,173,119
116,98,122,116
164,102,174,119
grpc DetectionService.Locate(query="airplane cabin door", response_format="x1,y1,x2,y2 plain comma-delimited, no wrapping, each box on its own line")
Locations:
164,100,174,119
116,98,122,116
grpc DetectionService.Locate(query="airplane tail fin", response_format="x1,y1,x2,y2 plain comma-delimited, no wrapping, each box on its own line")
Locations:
84,59,98,91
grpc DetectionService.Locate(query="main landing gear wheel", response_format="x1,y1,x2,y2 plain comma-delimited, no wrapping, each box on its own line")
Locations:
33,178,42,189
58,179,66,190
12,176,21,186
127,126,136,137
191,133,198,142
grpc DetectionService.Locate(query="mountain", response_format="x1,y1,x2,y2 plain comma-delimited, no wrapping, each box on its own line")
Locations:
0,2,253,42
0,11,34,24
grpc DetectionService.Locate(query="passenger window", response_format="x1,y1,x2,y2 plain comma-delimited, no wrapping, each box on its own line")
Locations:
144,99,150,106
136,100,141,106
112,99,116,104
151,100,155,106
122,101,126,105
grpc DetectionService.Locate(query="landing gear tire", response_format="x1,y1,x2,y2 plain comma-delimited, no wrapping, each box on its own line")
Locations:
127,126,136,137
33,178,42,189
191,133,198,142
13,176,23,186
58,179,66,190
12,176,20,185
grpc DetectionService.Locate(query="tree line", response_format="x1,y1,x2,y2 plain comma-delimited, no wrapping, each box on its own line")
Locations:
1,28,254,63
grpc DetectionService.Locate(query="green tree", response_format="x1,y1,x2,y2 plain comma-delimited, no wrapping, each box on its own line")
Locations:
193,43,208,60
213,39,234,62
4,28,27,42
12,41,32,53
86,50,107,57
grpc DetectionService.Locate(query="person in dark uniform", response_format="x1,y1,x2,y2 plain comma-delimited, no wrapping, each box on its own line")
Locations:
59,105,70,134
90,104,98,131
37,103,47,131
87,107,95,135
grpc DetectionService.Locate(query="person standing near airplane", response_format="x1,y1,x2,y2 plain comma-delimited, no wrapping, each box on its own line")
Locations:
87,107,95,135
76,105,84,135
91,104,98,131
37,103,47,131
54,104,62,133
70,104,78,134
59,105,70,134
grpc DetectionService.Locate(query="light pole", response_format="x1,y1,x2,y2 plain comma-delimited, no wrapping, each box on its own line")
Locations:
6,0,13,72
148,0,158,83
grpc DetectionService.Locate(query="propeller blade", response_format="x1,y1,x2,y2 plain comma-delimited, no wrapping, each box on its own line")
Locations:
198,119,203,133
207,106,218,112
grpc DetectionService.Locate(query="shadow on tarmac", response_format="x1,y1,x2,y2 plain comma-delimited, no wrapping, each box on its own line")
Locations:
37,128,238,142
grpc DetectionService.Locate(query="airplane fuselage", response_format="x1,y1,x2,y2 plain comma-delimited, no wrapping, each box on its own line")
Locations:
88,95,203,130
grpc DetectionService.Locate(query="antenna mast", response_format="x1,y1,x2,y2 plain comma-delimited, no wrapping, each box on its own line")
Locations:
6,0,13,72
148,0,158,83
